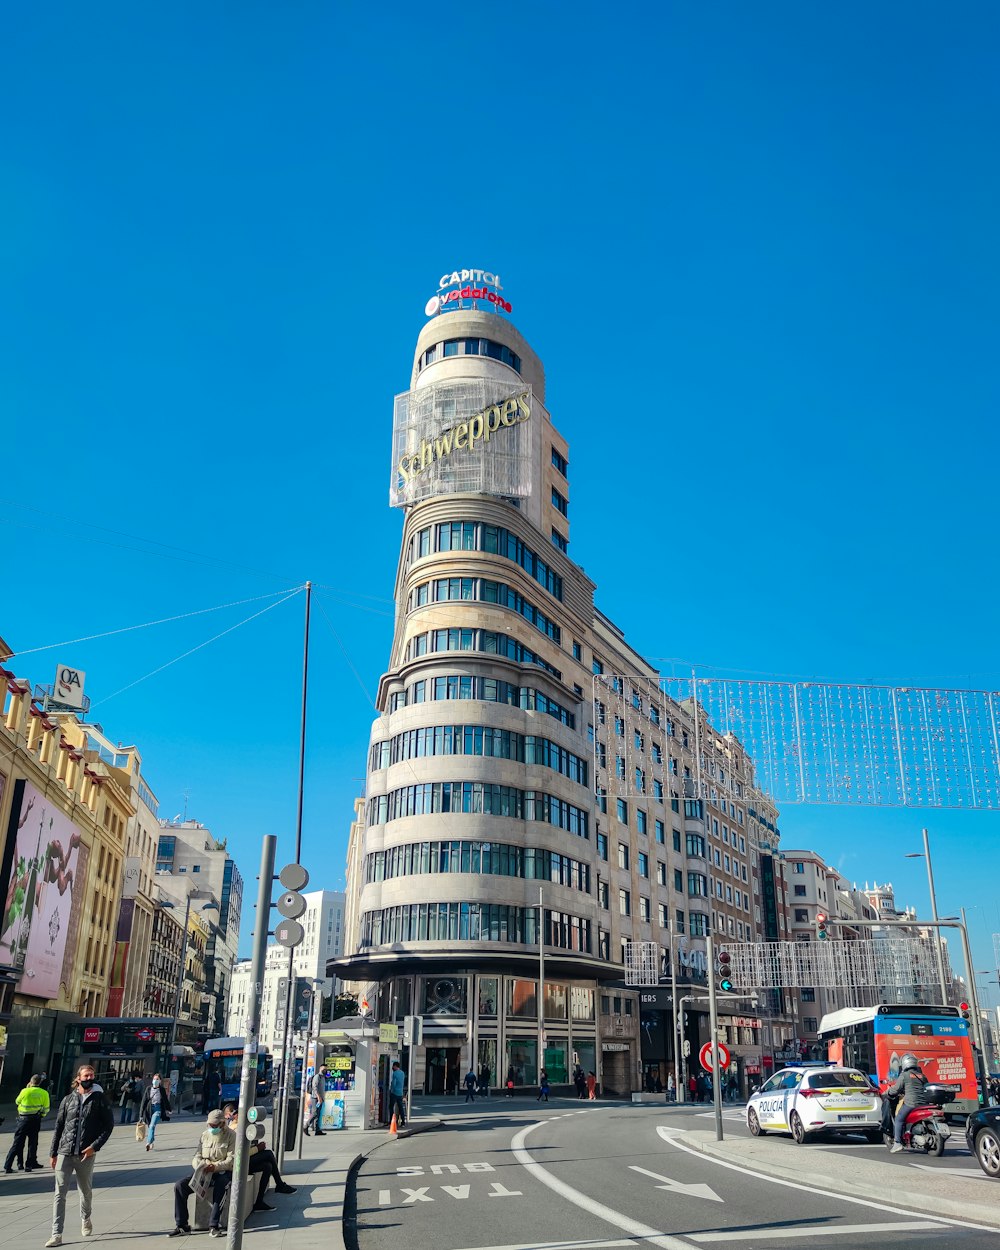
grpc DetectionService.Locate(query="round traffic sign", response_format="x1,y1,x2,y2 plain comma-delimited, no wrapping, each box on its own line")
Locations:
699,1041,731,1072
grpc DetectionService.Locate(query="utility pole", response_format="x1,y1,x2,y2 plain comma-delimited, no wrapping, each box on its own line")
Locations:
226,835,276,1250
276,581,312,1165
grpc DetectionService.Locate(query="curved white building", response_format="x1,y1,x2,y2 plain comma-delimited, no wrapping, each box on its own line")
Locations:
334,291,780,1098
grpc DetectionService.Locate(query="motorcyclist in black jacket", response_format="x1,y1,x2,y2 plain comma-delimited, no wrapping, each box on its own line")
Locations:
887,1053,932,1152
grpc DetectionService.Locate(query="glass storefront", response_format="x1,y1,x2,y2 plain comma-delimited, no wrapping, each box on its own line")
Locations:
505,1037,537,1086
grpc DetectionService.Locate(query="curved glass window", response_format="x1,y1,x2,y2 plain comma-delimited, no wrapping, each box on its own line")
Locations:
365,840,589,892
360,901,590,952
409,522,562,601
404,628,562,679
385,676,573,727
418,339,521,373
370,726,586,785
409,577,560,642
366,782,588,838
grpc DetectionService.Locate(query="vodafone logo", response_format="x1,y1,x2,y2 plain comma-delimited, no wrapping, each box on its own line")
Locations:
425,268,511,317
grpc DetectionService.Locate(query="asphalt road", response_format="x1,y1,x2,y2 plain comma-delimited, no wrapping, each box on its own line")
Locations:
706,1100,987,1178
350,1102,997,1250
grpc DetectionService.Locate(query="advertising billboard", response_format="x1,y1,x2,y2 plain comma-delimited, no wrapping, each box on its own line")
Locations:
0,780,82,999
390,378,533,508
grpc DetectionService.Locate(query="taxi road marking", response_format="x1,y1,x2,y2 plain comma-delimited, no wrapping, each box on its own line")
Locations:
688,1221,945,1242
378,1181,522,1204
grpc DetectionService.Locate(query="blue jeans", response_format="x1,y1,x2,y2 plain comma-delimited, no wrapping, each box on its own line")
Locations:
146,1108,161,1145
119,1104,134,1124
893,1103,911,1143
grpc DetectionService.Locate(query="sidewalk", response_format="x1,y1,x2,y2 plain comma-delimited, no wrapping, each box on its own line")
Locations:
678,1124,1000,1229
0,1109,441,1250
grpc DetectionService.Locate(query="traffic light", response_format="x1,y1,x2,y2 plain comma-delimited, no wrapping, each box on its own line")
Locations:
960,1001,971,1022
717,949,734,992
816,912,830,941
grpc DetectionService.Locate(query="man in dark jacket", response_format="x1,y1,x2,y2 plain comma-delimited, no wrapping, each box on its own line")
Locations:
887,1053,932,1152
46,1064,114,1247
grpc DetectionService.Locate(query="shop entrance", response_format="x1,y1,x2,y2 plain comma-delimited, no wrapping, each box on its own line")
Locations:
425,1046,460,1095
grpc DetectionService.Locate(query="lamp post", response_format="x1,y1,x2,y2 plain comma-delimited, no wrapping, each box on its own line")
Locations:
905,828,949,1006
158,891,219,1050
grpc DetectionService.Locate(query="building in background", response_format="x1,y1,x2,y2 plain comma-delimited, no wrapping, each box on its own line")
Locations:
332,293,782,1098
228,889,345,1053
863,880,955,1007
0,653,134,1097
155,819,244,1040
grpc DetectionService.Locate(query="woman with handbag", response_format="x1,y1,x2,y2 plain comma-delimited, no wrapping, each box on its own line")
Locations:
139,1074,171,1151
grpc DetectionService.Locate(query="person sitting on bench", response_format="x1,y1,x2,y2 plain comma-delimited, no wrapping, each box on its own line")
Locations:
169,1109,235,1237
221,1104,296,1211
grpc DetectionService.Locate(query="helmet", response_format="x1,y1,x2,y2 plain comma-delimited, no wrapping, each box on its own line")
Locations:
900,1053,920,1072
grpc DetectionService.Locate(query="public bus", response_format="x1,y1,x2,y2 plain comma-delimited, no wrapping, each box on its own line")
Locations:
818,1004,978,1115
202,1037,273,1105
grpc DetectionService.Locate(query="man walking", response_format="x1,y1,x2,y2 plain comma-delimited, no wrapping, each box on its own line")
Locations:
46,1064,114,1247
306,1066,327,1136
463,1066,477,1103
388,1061,407,1127
4,1074,50,1173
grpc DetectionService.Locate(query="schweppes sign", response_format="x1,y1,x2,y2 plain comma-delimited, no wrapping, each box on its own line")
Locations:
397,389,530,485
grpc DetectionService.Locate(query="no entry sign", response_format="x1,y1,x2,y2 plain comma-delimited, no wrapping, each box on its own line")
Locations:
699,1041,731,1072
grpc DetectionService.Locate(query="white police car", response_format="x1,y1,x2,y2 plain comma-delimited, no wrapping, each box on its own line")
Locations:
746,1065,883,1145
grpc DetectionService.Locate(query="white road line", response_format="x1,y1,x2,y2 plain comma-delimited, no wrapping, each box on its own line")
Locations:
656,1127,995,1233
511,1121,690,1250
444,1241,637,1250
688,1221,943,1242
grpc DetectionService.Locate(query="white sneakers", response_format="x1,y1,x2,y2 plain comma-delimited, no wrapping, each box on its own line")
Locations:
889,1142,903,1153
82,1219,93,1237
45,1237,62,1247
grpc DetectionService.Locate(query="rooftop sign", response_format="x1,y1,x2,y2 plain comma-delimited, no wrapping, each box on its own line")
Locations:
425,269,512,317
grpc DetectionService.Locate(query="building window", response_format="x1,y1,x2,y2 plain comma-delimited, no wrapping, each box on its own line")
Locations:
597,832,608,861
802,987,816,1002
572,641,582,661
616,798,628,824
794,908,808,922
551,446,568,476
794,885,807,897
655,820,665,845
551,488,569,517
636,809,647,836
804,1017,818,1033
639,897,650,922
793,862,805,873
552,528,569,553
618,843,629,870
619,889,631,917
637,852,649,878
656,862,666,886
673,869,683,892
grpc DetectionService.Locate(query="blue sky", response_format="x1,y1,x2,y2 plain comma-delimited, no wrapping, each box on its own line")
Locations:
3,5,999,1000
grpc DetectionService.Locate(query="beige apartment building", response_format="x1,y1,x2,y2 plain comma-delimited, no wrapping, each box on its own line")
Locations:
334,297,782,1097
0,647,134,1096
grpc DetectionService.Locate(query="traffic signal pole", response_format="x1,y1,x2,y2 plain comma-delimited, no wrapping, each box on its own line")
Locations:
706,933,724,1141
227,834,277,1250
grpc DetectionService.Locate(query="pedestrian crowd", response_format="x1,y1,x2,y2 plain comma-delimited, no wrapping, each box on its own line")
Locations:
2,1064,301,1245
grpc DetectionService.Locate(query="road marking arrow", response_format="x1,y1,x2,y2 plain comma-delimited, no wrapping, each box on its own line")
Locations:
629,1165,724,1203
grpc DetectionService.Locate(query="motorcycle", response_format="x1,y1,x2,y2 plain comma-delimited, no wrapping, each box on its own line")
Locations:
881,1082,954,1156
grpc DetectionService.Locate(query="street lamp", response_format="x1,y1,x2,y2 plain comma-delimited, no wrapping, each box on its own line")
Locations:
158,891,219,1048
905,828,949,1006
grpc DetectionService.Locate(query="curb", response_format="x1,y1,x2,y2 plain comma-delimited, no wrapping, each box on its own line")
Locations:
680,1131,1000,1230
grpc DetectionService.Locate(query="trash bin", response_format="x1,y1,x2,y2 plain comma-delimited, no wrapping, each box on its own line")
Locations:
284,1095,299,1151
